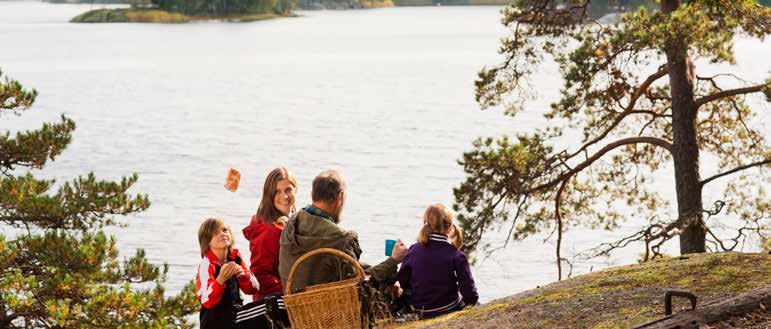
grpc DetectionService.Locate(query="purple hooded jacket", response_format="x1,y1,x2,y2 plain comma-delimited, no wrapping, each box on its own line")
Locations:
397,233,478,318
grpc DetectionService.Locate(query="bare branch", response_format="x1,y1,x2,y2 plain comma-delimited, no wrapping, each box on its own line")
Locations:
485,195,529,257
704,200,726,217
696,73,748,83
694,81,771,107
706,216,766,252
529,136,673,193
566,67,669,159
581,220,678,261
700,159,771,187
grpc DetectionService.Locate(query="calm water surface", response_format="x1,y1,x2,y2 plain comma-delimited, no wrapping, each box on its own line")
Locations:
1,1,769,302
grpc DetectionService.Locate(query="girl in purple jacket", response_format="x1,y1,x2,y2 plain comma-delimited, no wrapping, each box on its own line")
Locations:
397,204,479,319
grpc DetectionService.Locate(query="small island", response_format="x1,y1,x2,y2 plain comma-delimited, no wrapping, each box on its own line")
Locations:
69,0,509,23
71,0,302,23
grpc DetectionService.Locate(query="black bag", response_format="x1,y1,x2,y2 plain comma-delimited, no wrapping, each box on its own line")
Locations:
234,294,291,329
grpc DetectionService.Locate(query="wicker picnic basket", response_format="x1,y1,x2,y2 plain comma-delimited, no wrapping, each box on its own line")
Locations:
283,248,365,329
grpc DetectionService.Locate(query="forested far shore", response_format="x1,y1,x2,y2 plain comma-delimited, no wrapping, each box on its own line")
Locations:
53,0,771,13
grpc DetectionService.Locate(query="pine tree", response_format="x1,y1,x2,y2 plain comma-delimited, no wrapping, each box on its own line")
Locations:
0,68,198,327
456,0,771,279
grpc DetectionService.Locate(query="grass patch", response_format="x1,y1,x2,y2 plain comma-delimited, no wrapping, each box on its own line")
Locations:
361,0,395,8
394,252,771,329
125,9,189,23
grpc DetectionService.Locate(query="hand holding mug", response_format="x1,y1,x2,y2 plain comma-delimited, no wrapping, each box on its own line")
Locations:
390,239,408,263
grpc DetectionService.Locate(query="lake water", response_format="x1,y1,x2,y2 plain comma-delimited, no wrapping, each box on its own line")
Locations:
1,1,769,303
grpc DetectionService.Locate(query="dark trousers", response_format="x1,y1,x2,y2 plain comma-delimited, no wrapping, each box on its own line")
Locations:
234,293,291,329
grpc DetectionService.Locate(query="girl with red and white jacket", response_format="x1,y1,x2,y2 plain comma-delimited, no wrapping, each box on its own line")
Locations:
196,218,259,329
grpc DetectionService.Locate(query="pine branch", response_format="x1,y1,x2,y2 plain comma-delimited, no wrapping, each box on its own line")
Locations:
700,159,771,187
0,173,150,230
529,136,673,194
694,81,771,108
565,67,669,160
0,115,75,175
0,69,37,113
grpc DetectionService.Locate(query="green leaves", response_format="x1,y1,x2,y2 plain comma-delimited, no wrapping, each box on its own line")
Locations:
0,226,199,327
150,0,296,17
460,1,771,264
0,68,196,327
0,173,150,230
0,69,37,113
454,134,558,253
0,115,75,175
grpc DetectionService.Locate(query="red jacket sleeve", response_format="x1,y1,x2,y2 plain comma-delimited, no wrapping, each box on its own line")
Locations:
236,250,260,295
249,228,283,296
196,258,224,309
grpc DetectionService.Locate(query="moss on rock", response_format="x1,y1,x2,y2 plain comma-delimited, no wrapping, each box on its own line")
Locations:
392,253,771,329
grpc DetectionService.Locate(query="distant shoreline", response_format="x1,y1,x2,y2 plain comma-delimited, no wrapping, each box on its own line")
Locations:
392,0,508,6
70,8,296,23
70,1,510,23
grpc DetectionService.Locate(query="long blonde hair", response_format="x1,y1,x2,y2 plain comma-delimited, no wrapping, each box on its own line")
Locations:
418,204,453,246
256,167,297,224
198,218,233,258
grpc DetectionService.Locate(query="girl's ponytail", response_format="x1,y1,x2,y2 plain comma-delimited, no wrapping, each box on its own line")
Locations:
450,224,464,249
418,223,432,246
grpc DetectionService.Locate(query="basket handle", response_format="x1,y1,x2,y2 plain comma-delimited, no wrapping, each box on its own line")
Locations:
285,248,365,296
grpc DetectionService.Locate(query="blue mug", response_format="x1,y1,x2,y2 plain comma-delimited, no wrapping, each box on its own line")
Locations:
385,239,397,257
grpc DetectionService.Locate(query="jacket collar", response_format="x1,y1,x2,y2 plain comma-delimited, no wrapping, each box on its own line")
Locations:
429,233,451,244
205,248,239,266
303,205,336,223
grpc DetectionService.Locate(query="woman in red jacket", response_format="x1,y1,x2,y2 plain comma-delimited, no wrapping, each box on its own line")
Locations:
242,167,297,301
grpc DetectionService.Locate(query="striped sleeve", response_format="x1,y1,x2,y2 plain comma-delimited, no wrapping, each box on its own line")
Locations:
236,251,260,294
196,257,224,309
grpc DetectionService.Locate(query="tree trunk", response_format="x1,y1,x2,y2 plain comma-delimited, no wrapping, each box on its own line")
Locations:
662,0,706,254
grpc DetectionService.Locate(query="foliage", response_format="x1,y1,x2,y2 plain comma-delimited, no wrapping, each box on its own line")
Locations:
70,8,192,23
151,0,296,16
70,8,134,23
455,0,771,278
0,68,199,327
587,0,658,18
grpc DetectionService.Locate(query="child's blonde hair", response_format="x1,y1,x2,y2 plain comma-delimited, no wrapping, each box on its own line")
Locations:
198,218,233,258
449,224,464,249
418,204,453,246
